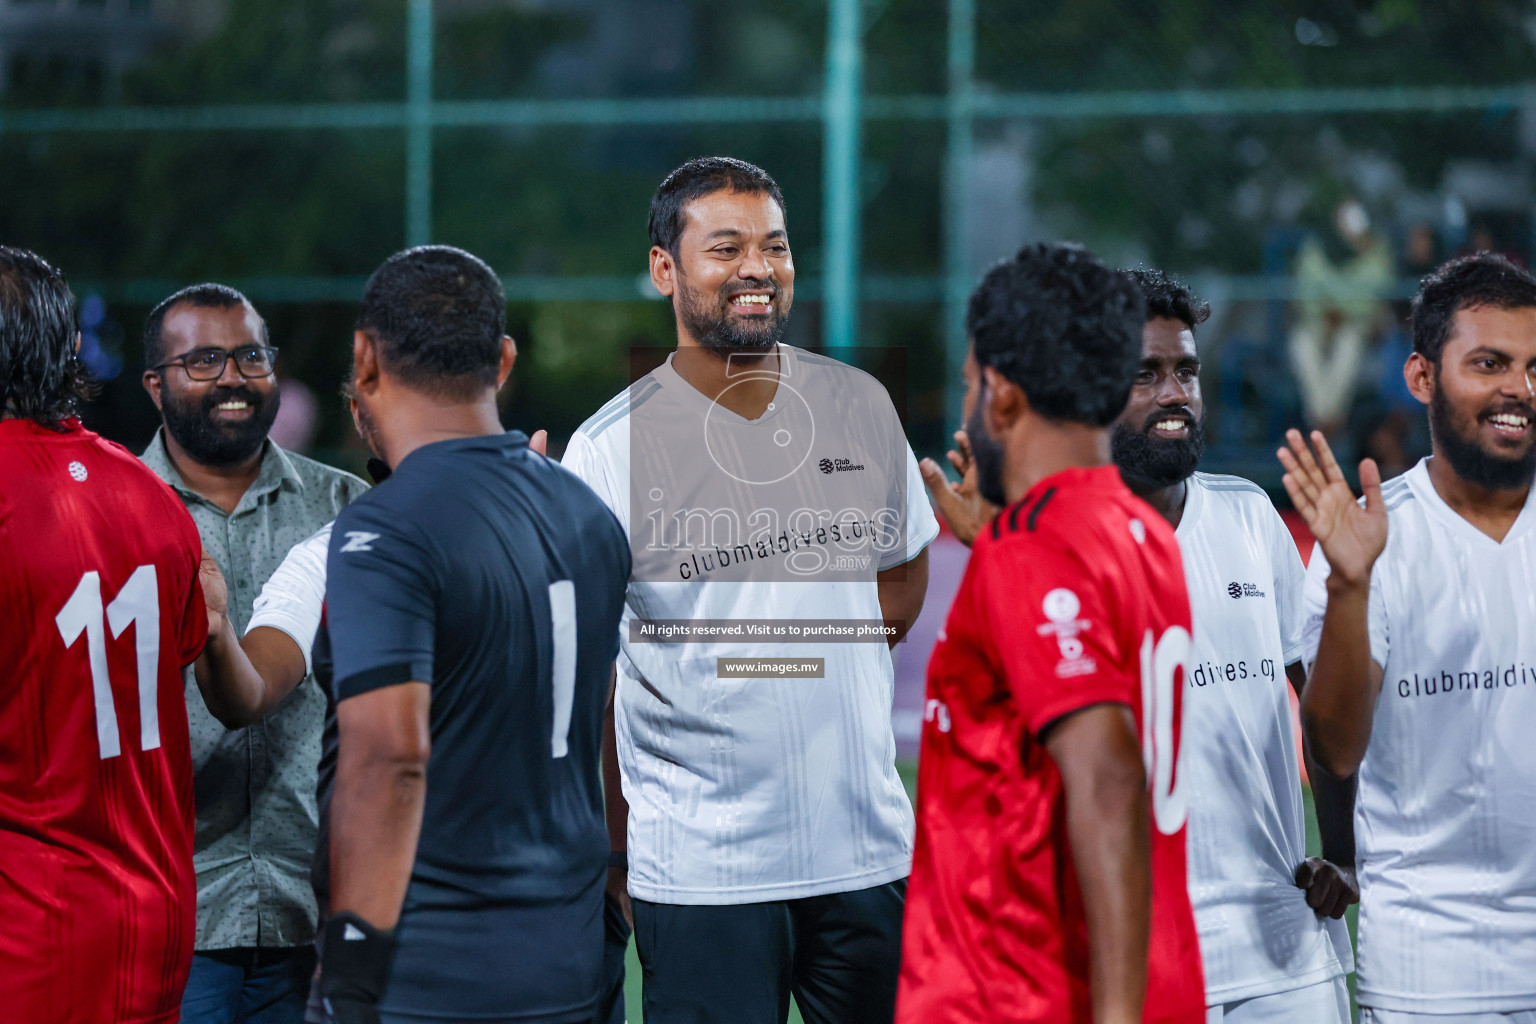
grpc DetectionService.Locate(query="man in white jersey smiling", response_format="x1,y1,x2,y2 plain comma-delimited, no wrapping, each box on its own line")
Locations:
561,156,937,1024
1281,251,1536,1024
921,268,1360,1023
1112,270,1355,1023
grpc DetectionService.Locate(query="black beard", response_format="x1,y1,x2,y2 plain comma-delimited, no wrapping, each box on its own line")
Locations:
1430,385,1536,491
675,277,787,354
1111,410,1206,491
160,383,279,467
966,402,1009,509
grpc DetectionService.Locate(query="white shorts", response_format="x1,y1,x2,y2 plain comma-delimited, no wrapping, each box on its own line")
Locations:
1359,1010,1536,1024
1207,975,1350,1024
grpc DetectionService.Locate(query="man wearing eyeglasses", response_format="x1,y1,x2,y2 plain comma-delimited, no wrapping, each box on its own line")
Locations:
139,283,369,1024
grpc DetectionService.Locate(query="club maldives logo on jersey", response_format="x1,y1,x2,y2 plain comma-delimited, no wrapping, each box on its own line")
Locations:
1227,581,1266,599
1037,588,1096,678
1396,663,1536,699
818,456,866,474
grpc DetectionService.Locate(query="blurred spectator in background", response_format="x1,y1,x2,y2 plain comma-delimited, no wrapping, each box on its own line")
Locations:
269,374,318,454
1354,222,1442,481
1461,218,1528,267
1289,197,1395,437
1402,223,1441,282
138,283,368,1024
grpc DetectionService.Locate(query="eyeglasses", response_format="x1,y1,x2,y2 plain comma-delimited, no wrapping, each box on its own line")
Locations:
153,345,279,381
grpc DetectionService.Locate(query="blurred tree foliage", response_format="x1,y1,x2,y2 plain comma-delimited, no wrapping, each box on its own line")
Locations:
982,0,1536,271
2,0,1533,454
978,0,1536,92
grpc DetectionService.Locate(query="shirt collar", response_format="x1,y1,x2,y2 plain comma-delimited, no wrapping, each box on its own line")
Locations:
142,427,304,510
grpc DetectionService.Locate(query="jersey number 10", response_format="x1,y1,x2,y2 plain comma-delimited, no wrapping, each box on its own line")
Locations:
1139,625,1190,837
55,566,163,760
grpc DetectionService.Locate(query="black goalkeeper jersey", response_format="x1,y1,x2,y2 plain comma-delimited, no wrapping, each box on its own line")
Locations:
311,429,628,1020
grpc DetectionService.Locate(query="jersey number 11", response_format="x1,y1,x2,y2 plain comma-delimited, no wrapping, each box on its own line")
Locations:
55,566,163,760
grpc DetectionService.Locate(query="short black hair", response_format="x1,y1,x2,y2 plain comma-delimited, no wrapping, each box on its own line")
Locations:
0,246,96,430
357,245,506,400
967,242,1145,428
143,283,263,369
647,157,787,256
1410,251,1536,363
1124,267,1210,332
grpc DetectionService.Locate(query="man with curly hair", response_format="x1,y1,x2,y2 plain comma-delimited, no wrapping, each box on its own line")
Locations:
920,266,1360,1022
898,243,1205,1024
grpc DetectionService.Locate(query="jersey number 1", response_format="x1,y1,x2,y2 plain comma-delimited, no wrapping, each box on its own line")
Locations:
55,566,162,760
1139,625,1190,836
548,580,576,759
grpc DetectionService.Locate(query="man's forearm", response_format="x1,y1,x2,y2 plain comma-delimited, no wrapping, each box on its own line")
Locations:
603,675,628,857
1301,576,1377,775
1048,706,1152,1024
330,761,425,929
193,614,268,728
876,548,929,648
331,686,431,930
1067,775,1152,1024
194,622,308,729
1308,755,1357,867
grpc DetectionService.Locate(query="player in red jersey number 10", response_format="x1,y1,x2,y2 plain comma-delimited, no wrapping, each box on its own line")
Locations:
896,243,1206,1024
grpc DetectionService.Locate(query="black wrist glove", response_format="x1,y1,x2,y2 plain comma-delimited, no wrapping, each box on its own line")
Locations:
319,911,399,1024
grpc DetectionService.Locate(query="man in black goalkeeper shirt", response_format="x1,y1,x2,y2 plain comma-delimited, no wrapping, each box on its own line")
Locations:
313,245,629,1023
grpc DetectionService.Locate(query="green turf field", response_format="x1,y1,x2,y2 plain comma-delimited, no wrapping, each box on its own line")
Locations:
617,765,1358,1023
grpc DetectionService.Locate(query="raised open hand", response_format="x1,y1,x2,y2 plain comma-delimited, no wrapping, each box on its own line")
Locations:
919,429,998,549
1276,429,1387,585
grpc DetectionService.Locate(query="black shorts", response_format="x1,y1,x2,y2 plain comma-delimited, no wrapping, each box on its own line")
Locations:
633,879,905,1024
391,875,606,1024
306,887,628,1024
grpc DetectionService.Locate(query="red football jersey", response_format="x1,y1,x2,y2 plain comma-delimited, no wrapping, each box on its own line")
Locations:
0,419,207,1024
897,466,1204,1024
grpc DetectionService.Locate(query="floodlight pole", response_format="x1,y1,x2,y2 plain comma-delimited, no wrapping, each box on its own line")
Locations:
822,0,863,359
943,0,975,434
406,0,434,247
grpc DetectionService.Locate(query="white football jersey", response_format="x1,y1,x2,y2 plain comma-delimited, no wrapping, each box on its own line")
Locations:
1176,473,1351,1004
246,522,330,673
562,345,938,904
1301,458,1536,1014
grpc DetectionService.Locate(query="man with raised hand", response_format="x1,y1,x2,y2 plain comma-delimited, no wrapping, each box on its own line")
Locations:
1282,251,1536,1024
562,156,936,1024
898,244,1204,1024
313,246,629,1023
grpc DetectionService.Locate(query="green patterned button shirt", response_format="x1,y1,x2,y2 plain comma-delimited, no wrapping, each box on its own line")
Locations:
141,430,368,951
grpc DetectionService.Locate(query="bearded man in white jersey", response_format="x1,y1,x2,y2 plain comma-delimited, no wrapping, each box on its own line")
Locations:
1281,251,1536,1024
921,268,1360,1023
1113,270,1356,1023
561,157,937,1024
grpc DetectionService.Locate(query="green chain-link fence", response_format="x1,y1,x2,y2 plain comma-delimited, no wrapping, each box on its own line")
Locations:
4,0,1533,482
